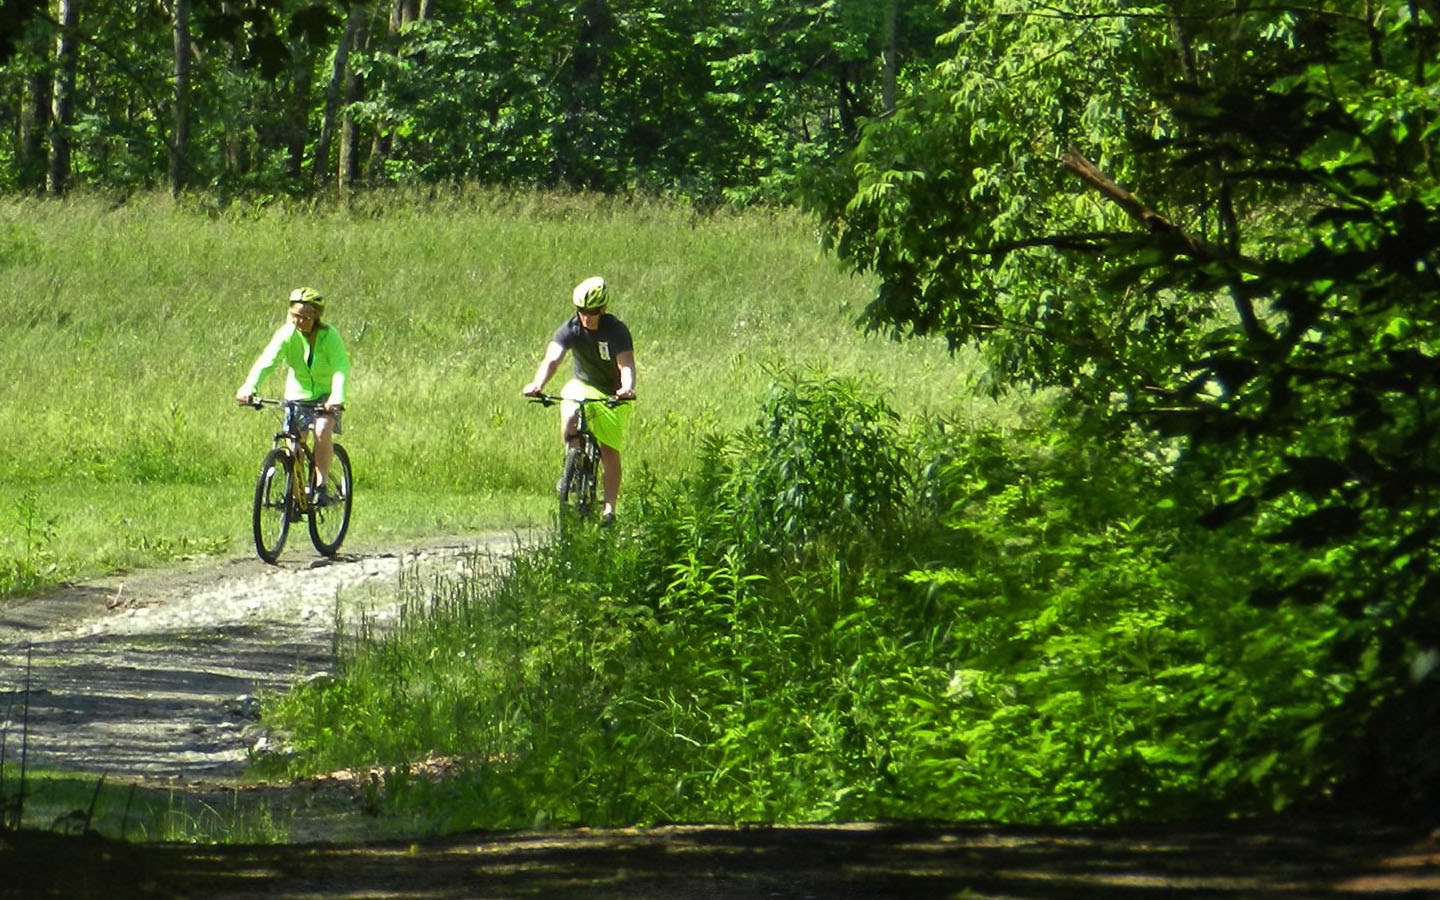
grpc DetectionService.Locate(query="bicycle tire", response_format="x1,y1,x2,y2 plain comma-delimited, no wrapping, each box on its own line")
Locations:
578,441,600,518
253,448,293,564
561,444,596,518
308,443,353,557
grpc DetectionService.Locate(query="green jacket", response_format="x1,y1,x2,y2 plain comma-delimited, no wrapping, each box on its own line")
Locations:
240,322,350,405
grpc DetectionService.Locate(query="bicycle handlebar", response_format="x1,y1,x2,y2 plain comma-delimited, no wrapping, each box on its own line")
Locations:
526,393,632,408
245,398,344,412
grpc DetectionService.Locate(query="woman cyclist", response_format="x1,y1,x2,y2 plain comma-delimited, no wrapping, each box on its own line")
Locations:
522,276,637,525
235,287,351,506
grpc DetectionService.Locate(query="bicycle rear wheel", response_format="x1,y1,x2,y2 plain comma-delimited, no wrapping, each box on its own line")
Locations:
308,443,353,557
253,448,293,564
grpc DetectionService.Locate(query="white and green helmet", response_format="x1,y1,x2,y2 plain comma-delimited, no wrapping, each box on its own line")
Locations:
289,286,325,309
571,276,608,310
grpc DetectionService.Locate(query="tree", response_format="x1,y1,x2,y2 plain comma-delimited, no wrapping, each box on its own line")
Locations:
808,0,1440,806
46,0,76,195
313,1,366,190
170,0,191,196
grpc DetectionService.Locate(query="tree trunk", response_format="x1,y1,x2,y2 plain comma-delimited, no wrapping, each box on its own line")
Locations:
338,6,373,195
286,46,314,181
881,0,898,115
47,0,79,196
170,0,191,197
553,0,613,188
19,25,51,194
314,2,366,191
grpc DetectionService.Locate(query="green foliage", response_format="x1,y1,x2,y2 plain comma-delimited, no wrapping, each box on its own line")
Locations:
0,490,60,595
807,1,1440,809
693,376,914,561
0,0,952,202
2,770,290,844
267,379,1359,827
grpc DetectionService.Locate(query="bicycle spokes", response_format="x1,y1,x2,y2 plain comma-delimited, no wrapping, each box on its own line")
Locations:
253,449,293,564
308,443,353,557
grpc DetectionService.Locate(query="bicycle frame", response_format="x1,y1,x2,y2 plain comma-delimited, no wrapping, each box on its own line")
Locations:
258,400,324,512
528,392,629,520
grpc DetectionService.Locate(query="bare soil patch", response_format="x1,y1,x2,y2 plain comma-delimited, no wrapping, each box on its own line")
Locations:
2,540,1438,898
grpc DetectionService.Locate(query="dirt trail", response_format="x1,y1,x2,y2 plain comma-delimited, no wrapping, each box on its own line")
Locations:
0,536,513,781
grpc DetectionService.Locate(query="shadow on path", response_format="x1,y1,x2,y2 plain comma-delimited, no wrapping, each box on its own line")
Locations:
4,816,1439,899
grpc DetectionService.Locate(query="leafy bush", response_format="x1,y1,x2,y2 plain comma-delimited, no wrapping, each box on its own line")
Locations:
691,376,916,564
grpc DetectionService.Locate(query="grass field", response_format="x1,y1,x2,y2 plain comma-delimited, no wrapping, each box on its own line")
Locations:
0,188,1012,590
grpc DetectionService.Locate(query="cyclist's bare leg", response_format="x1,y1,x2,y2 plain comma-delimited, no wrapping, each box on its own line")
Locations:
312,413,336,485
560,411,581,447
599,444,622,517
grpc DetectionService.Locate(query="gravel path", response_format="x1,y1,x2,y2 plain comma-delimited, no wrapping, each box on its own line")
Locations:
0,536,514,782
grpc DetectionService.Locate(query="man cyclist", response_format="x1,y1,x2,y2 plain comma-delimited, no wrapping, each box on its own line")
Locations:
522,276,636,525
235,287,351,506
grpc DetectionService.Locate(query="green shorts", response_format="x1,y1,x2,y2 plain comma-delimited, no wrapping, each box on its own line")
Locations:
560,380,632,452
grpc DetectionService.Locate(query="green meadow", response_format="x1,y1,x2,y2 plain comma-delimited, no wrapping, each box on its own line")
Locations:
0,189,1002,591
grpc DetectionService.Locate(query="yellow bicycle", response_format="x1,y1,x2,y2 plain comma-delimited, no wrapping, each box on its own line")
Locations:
247,398,353,563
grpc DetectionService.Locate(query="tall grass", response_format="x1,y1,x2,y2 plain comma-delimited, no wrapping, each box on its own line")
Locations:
0,188,1007,590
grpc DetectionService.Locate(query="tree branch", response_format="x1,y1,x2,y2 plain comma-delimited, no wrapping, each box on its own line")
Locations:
1061,148,1269,342
1060,148,1214,259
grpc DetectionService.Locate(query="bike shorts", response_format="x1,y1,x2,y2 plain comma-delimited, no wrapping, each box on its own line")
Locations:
284,397,343,436
560,379,631,452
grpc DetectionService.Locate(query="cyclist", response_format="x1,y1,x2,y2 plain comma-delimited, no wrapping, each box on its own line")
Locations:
235,287,351,506
522,276,636,525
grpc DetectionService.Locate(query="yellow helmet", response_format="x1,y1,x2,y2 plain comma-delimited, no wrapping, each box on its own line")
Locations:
571,276,608,311
289,286,325,309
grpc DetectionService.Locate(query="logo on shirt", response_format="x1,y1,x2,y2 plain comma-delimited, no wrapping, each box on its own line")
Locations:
599,342,612,361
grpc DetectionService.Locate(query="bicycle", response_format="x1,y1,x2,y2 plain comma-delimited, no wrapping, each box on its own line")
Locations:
246,398,353,563
527,393,630,520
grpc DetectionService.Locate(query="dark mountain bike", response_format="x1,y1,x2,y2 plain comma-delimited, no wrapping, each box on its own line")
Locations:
247,398,353,563
527,393,630,520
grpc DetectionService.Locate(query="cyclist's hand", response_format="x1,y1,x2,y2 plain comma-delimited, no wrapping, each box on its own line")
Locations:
323,402,344,413
614,387,636,401
236,391,253,406
522,383,543,398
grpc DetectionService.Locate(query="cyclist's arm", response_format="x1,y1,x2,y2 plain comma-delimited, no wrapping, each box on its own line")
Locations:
614,350,636,400
320,326,350,409
236,324,292,404
523,341,567,396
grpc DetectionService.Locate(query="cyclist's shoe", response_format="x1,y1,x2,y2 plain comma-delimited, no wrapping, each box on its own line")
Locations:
600,512,616,528
313,484,332,508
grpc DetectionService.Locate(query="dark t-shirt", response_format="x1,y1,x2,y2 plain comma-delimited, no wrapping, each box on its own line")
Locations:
551,313,634,394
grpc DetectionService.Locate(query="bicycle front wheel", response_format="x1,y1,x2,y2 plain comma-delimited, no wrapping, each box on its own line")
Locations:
567,443,600,519
560,445,593,518
253,448,293,564
308,443,353,557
